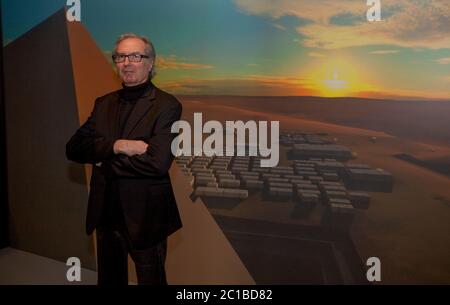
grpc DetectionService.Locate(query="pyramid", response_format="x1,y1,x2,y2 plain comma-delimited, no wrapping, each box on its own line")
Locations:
4,8,100,271
3,8,253,283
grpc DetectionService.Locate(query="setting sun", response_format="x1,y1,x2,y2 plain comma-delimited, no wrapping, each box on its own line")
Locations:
323,70,347,89
305,56,375,97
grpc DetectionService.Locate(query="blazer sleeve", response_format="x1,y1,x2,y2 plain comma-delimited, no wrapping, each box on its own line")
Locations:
65,99,117,164
104,101,182,178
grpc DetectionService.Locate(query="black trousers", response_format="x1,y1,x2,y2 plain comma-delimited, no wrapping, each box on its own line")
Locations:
96,228,168,285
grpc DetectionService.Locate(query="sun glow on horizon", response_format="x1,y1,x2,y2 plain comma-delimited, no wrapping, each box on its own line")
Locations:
323,70,347,90
304,55,376,97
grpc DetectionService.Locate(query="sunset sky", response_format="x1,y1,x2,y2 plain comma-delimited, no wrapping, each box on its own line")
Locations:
2,0,450,100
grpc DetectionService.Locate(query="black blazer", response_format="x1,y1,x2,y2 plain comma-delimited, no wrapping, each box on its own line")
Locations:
66,83,182,248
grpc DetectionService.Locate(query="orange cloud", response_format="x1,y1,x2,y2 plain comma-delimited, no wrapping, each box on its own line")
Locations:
357,87,450,101
435,57,450,64
308,52,326,58
234,0,450,49
156,74,449,100
156,75,317,96
369,50,400,55
156,55,213,70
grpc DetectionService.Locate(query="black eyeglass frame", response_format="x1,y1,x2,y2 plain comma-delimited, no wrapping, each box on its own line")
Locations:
112,53,150,63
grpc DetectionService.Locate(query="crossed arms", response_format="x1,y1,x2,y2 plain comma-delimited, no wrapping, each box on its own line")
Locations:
66,98,182,178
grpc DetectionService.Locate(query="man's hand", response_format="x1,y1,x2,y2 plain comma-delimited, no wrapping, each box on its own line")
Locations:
113,139,149,157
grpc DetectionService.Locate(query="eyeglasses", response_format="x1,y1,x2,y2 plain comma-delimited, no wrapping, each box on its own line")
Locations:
112,53,150,63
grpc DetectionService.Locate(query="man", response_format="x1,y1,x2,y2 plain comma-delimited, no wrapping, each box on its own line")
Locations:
66,33,182,285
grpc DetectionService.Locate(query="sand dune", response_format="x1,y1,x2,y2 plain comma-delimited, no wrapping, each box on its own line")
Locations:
179,96,450,148
181,100,392,138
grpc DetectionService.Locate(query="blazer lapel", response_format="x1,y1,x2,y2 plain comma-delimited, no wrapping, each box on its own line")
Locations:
107,93,121,139
122,85,157,138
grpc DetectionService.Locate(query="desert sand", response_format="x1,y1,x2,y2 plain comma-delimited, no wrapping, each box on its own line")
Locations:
177,96,450,284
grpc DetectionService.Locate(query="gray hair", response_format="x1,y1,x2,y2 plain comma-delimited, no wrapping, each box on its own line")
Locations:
113,33,156,79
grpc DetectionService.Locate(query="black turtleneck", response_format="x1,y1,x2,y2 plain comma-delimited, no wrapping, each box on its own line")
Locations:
99,79,153,230
117,79,152,136
119,79,152,101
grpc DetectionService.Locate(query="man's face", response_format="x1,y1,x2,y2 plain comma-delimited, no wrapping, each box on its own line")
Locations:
115,38,152,86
